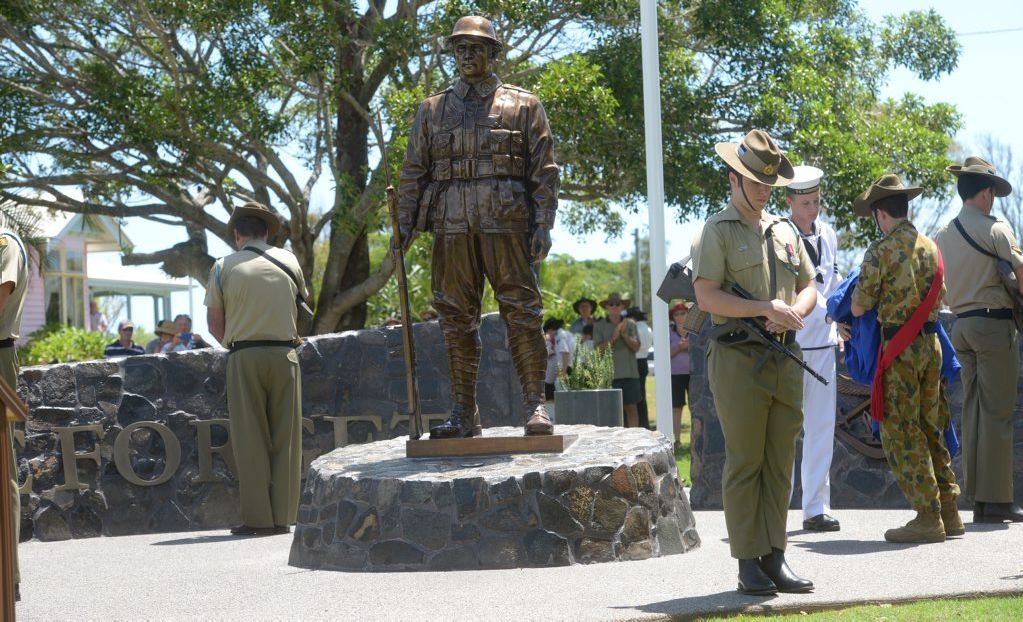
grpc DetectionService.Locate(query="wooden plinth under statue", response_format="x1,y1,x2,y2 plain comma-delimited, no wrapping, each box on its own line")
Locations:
406,431,577,458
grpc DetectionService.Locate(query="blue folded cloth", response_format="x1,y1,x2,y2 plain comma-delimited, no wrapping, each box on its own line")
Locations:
826,269,960,456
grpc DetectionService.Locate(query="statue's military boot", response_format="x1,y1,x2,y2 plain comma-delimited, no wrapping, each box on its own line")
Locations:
883,510,945,543
430,403,480,439
940,500,966,537
524,401,554,436
758,548,813,593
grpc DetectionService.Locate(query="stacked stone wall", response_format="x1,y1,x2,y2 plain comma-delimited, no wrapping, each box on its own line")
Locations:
12,315,522,540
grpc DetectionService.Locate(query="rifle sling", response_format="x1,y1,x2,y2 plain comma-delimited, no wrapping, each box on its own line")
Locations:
244,245,313,314
952,218,1000,260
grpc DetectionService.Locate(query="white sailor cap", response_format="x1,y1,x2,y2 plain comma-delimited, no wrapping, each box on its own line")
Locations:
786,165,824,195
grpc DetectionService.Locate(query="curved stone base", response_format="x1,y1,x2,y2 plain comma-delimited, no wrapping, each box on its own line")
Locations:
288,425,700,571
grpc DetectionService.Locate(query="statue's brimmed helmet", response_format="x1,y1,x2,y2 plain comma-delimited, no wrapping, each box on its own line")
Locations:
445,16,502,51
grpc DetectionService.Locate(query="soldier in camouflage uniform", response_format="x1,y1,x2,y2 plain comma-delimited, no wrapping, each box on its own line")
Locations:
396,16,559,437
851,174,962,543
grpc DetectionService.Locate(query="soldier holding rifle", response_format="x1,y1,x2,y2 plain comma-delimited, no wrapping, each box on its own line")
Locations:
395,16,559,438
691,129,818,595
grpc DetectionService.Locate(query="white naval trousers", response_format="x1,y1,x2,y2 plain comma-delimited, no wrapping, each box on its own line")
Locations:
797,345,837,518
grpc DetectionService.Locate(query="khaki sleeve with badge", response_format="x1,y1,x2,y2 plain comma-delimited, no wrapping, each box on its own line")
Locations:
0,237,19,288
991,221,1023,269
692,222,726,284
204,259,225,310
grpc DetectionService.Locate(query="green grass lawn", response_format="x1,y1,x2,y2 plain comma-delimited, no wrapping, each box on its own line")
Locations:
643,376,692,485
704,594,1023,620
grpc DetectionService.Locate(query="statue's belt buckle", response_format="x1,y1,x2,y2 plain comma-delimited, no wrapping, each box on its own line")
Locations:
456,159,475,179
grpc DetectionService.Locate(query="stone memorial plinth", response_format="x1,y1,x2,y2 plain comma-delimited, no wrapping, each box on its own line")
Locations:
289,425,700,571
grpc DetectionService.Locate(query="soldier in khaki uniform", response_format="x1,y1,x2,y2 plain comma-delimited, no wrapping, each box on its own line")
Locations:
396,16,559,438
205,201,307,536
0,226,28,601
935,157,1023,523
851,174,962,543
692,129,818,595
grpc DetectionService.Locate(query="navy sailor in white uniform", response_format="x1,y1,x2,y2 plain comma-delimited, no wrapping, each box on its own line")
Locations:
788,165,843,532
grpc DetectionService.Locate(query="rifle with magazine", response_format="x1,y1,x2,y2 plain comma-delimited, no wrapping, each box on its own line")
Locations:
710,284,829,386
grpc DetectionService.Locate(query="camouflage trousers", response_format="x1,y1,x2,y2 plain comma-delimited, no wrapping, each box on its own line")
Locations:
879,334,960,513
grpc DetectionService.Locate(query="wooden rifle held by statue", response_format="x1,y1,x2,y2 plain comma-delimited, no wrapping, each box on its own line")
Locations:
377,112,424,440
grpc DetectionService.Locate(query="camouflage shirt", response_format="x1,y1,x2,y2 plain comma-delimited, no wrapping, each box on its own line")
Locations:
853,221,943,326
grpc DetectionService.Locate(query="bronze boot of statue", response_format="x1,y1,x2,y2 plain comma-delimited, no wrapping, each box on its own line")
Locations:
522,380,554,435
524,400,554,435
430,402,480,439
430,352,483,439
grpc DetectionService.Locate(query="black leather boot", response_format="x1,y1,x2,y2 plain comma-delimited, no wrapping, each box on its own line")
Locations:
737,558,777,595
429,403,479,439
973,501,985,523
759,548,813,593
978,502,1023,523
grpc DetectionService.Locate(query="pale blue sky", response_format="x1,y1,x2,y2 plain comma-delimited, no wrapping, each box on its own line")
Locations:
94,0,1023,335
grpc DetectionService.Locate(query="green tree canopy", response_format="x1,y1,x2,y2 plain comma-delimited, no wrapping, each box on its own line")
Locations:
0,1,962,334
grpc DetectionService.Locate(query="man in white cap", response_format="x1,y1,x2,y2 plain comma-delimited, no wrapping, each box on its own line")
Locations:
786,165,842,532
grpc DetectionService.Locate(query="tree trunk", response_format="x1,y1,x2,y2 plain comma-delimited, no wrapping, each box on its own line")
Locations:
323,30,372,331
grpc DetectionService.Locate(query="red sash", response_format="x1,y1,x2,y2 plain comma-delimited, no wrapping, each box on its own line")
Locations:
870,247,944,423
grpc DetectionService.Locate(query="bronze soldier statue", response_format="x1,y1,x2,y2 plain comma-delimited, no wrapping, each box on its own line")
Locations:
396,16,560,438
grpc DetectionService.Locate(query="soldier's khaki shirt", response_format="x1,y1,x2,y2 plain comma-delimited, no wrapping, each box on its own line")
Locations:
853,221,942,326
934,204,1023,314
204,239,309,347
691,202,815,325
0,231,29,340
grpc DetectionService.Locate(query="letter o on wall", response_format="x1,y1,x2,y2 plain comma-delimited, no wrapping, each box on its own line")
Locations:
113,421,182,487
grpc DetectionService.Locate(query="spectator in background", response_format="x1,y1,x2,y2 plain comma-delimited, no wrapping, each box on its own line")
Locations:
578,324,595,353
628,307,653,429
543,317,574,400
419,307,439,322
544,319,559,400
89,300,108,333
669,303,691,448
594,293,641,427
569,296,598,334
146,320,177,354
171,313,209,351
103,320,144,358
382,317,402,327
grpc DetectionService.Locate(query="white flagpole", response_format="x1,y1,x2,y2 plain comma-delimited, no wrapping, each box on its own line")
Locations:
640,0,674,446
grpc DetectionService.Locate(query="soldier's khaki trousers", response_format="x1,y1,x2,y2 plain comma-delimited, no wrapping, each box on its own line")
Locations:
1,347,20,585
952,316,1019,503
709,341,803,559
227,346,302,528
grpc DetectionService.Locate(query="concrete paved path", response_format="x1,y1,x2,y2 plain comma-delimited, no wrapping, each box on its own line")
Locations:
14,507,1023,620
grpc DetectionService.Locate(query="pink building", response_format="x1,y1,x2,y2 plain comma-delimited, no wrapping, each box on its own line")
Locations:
16,210,190,343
